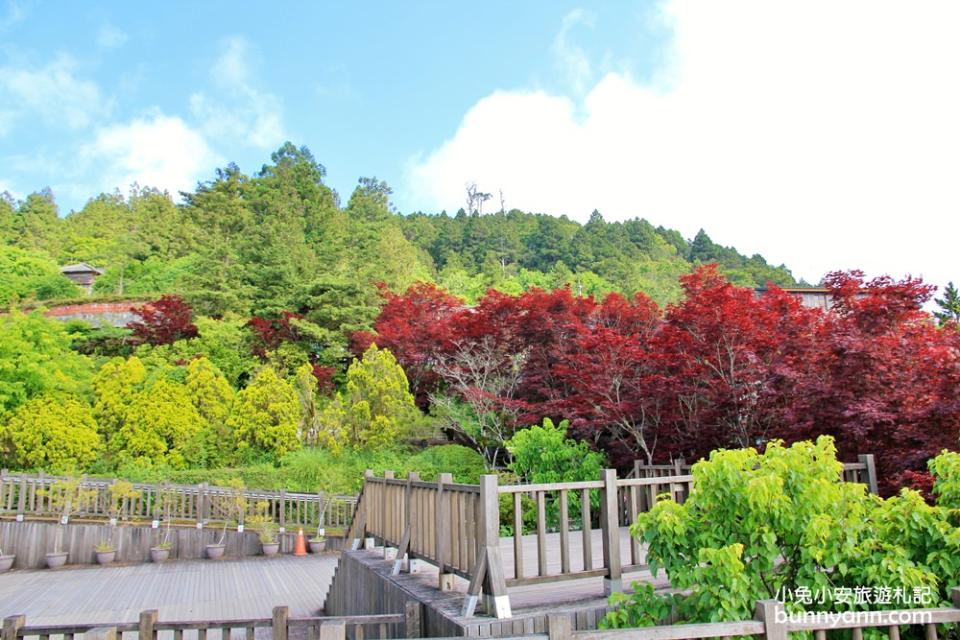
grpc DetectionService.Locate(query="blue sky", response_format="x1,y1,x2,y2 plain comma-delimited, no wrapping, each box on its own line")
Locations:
2,0,960,290
0,0,667,212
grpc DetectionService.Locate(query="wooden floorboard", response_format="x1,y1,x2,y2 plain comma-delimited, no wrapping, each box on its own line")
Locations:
0,554,339,626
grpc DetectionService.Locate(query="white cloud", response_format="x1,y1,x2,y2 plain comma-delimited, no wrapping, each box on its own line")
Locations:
82,114,221,198
553,9,595,94
190,36,285,148
408,0,960,289
0,54,107,131
97,24,128,49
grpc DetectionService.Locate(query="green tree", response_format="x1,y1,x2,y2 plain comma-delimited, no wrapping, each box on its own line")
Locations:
185,357,236,466
934,282,960,326
93,356,148,439
0,310,93,414
506,418,605,484
0,246,79,303
227,366,301,459
603,437,939,627
14,190,61,255
319,344,421,451
109,377,205,469
0,394,101,472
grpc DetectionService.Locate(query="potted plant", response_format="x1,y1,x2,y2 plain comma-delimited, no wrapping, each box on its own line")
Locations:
95,480,139,565
207,479,246,559
247,501,280,556
150,486,175,563
309,526,326,554
41,477,96,569
0,535,14,572
94,541,116,565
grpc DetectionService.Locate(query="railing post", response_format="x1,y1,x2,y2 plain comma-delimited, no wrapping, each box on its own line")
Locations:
463,474,511,618
85,628,117,640
279,489,286,533
547,613,573,640
436,472,455,590
16,475,26,521
319,621,345,640
393,472,418,574
138,610,158,640
755,600,786,640
2,615,24,640
196,483,207,529
600,468,622,595
272,605,289,640
858,454,879,495
404,601,423,638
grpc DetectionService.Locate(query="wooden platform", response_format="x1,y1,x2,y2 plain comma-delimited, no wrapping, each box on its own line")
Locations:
0,554,339,626
326,528,670,637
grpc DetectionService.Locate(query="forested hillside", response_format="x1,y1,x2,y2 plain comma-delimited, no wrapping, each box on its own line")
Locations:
3,141,957,497
0,142,796,319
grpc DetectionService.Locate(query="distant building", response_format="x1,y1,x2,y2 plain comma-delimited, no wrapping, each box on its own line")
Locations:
60,263,104,295
755,287,835,311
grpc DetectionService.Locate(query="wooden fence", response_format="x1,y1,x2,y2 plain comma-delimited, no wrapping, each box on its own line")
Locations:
1,604,422,640
541,590,960,640
632,455,879,495
4,594,960,640
0,471,357,532
348,455,880,620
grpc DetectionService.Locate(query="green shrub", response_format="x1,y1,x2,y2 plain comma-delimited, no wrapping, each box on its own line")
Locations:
0,394,101,472
603,437,956,628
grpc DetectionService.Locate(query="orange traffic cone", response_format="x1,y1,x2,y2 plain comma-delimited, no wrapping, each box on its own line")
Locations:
294,528,307,556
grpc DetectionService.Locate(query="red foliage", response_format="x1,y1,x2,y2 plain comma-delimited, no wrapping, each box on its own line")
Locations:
364,268,960,492
128,295,198,346
247,311,303,358
358,282,464,407
312,364,336,393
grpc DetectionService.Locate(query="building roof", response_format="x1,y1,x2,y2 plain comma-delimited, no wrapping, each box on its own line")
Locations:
60,262,104,275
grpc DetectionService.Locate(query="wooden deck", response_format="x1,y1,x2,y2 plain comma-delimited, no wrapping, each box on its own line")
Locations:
497,526,666,610
0,554,339,626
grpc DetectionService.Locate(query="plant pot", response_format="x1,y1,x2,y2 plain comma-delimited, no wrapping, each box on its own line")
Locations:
96,550,116,565
261,542,279,556
150,547,170,563
46,551,68,569
308,540,326,554
206,544,225,559
0,555,14,572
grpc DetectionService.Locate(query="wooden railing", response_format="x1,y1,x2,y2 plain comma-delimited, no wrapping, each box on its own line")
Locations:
0,471,357,531
543,590,960,640
350,453,881,620
2,604,422,640
633,454,879,495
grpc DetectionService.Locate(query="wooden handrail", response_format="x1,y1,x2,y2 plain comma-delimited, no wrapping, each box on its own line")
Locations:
0,470,357,531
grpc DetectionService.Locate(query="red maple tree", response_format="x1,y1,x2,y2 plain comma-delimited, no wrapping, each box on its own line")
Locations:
128,295,199,346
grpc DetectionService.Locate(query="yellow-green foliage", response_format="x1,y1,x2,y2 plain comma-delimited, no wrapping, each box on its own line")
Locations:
227,366,300,459
109,377,204,469
603,437,958,629
93,356,147,438
0,394,100,472
318,345,419,451
0,310,93,414
185,357,236,466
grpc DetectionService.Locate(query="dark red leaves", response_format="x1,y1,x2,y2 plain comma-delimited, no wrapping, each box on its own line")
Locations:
128,295,198,346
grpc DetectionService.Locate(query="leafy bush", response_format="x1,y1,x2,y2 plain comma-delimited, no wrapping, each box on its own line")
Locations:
0,394,101,472
227,366,300,460
318,345,423,451
603,437,957,628
505,418,605,531
0,310,93,414
407,444,486,484
108,377,204,469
